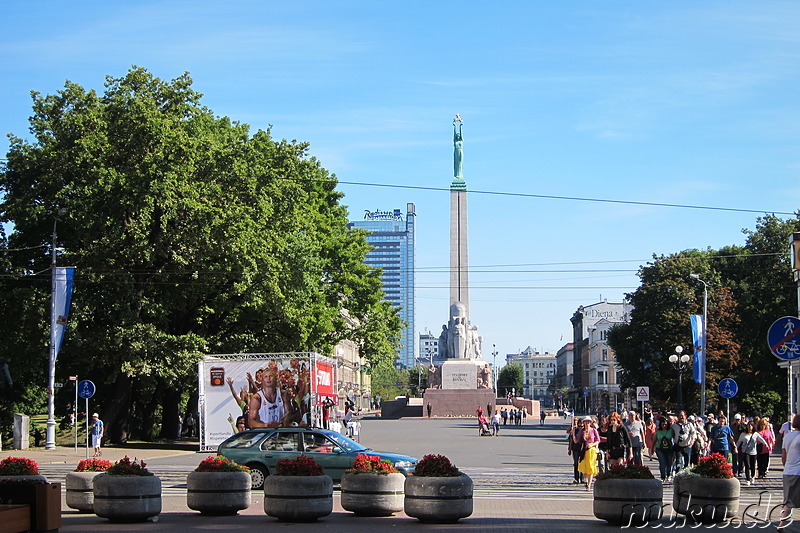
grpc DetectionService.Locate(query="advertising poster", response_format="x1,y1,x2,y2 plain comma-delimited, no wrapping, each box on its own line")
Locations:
199,353,337,450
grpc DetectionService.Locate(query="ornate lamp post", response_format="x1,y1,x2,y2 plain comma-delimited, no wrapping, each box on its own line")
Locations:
669,346,691,412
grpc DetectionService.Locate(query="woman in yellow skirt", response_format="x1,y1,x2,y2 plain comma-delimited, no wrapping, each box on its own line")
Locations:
575,416,600,491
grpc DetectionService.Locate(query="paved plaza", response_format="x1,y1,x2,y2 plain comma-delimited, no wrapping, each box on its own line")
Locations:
1,416,794,531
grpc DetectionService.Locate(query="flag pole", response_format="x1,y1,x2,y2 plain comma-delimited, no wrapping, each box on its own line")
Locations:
45,219,58,450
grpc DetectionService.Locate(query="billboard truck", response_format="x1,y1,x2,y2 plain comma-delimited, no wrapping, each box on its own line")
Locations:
198,353,337,451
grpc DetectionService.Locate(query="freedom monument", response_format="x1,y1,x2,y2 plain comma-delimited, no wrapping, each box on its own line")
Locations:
423,116,494,417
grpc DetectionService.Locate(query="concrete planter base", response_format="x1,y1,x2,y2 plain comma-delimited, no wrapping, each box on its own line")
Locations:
593,478,663,526
187,471,251,515
404,474,473,523
93,474,162,522
673,475,740,523
263,475,333,522
66,471,102,513
341,472,405,516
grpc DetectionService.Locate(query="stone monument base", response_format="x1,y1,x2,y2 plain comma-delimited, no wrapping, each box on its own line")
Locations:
423,389,495,418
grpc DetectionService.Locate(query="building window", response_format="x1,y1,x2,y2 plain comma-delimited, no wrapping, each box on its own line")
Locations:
601,349,608,361
597,371,607,385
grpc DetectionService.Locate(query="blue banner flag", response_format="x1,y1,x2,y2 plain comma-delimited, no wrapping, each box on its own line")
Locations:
52,266,75,362
690,315,705,384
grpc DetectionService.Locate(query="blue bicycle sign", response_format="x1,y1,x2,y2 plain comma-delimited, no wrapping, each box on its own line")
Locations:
78,380,95,399
768,316,800,361
718,378,738,399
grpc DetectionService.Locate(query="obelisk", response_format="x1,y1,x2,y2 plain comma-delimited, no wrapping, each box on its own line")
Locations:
450,114,469,320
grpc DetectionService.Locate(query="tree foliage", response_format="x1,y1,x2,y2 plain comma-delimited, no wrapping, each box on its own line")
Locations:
497,364,523,397
0,67,402,440
609,214,800,416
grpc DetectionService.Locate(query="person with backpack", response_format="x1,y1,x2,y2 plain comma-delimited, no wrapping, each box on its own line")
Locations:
655,418,675,482
710,414,736,463
671,411,696,471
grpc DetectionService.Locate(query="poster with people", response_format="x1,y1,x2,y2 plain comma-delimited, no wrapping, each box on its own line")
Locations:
199,353,337,450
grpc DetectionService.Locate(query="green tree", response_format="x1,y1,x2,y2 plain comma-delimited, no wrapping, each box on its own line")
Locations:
497,364,523,397
406,366,428,397
370,363,409,401
609,214,800,416
0,67,401,440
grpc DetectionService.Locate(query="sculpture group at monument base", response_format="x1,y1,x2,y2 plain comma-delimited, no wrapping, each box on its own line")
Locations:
423,388,496,418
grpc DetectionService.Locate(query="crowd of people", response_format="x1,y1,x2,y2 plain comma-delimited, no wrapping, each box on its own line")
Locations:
476,406,528,436
567,408,787,490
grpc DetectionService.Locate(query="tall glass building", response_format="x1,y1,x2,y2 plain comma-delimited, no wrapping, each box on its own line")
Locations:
348,204,415,368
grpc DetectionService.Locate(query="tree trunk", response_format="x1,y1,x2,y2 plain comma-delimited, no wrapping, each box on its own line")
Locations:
103,374,132,444
159,386,182,440
137,381,164,441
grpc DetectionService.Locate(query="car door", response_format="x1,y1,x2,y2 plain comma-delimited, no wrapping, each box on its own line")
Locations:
301,431,354,481
259,430,301,473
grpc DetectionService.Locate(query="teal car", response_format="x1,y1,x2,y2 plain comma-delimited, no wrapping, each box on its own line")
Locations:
217,427,417,489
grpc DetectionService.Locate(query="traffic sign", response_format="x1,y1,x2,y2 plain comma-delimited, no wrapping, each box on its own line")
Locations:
54,383,63,388
768,316,800,360
78,380,96,399
718,378,738,399
637,386,650,402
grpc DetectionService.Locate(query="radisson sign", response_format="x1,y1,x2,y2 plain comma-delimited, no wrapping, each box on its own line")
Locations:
364,208,404,221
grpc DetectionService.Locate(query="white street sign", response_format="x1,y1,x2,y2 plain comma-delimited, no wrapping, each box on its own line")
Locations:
637,386,650,402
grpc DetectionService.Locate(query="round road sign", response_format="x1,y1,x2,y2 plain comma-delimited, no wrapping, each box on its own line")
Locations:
718,378,738,399
768,316,800,360
78,379,96,399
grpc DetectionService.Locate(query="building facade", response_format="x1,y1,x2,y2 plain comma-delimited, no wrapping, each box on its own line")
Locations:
348,204,416,368
569,300,633,413
553,342,574,409
505,347,557,405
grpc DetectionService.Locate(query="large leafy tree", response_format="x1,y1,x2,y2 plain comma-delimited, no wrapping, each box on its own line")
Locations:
610,214,800,417
0,67,401,441
497,364,523,397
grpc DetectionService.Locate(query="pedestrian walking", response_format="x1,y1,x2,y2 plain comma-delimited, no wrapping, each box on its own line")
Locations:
777,414,800,531
655,418,674,481
91,413,104,457
576,416,600,491
492,410,501,436
540,410,547,425
567,418,584,485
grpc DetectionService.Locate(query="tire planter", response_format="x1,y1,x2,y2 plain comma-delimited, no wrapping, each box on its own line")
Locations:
263,475,333,522
66,471,102,513
93,474,162,522
404,474,473,523
673,475,740,523
340,472,405,516
187,471,252,515
593,478,663,526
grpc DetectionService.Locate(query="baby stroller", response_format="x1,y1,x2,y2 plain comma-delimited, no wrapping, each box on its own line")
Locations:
478,417,492,436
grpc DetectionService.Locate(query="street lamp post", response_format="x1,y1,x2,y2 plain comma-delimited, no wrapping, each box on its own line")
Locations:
690,273,709,416
669,346,691,412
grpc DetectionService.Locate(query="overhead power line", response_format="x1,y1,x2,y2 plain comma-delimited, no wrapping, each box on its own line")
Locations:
335,180,797,216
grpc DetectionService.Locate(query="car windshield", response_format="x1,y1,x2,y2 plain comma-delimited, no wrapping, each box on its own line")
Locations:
220,431,266,449
325,431,368,453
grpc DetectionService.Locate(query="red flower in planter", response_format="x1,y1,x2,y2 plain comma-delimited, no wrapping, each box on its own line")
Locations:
75,458,113,472
693,453,733,479
346,454,399,475
413,454,461,477
195,455,249,473
275,455,324,476
0,456,39,475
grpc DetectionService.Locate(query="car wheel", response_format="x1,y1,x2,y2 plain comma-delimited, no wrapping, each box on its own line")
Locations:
247,463,268,490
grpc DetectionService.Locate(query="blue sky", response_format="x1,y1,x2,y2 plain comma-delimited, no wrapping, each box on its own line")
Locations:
2,2,799,364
